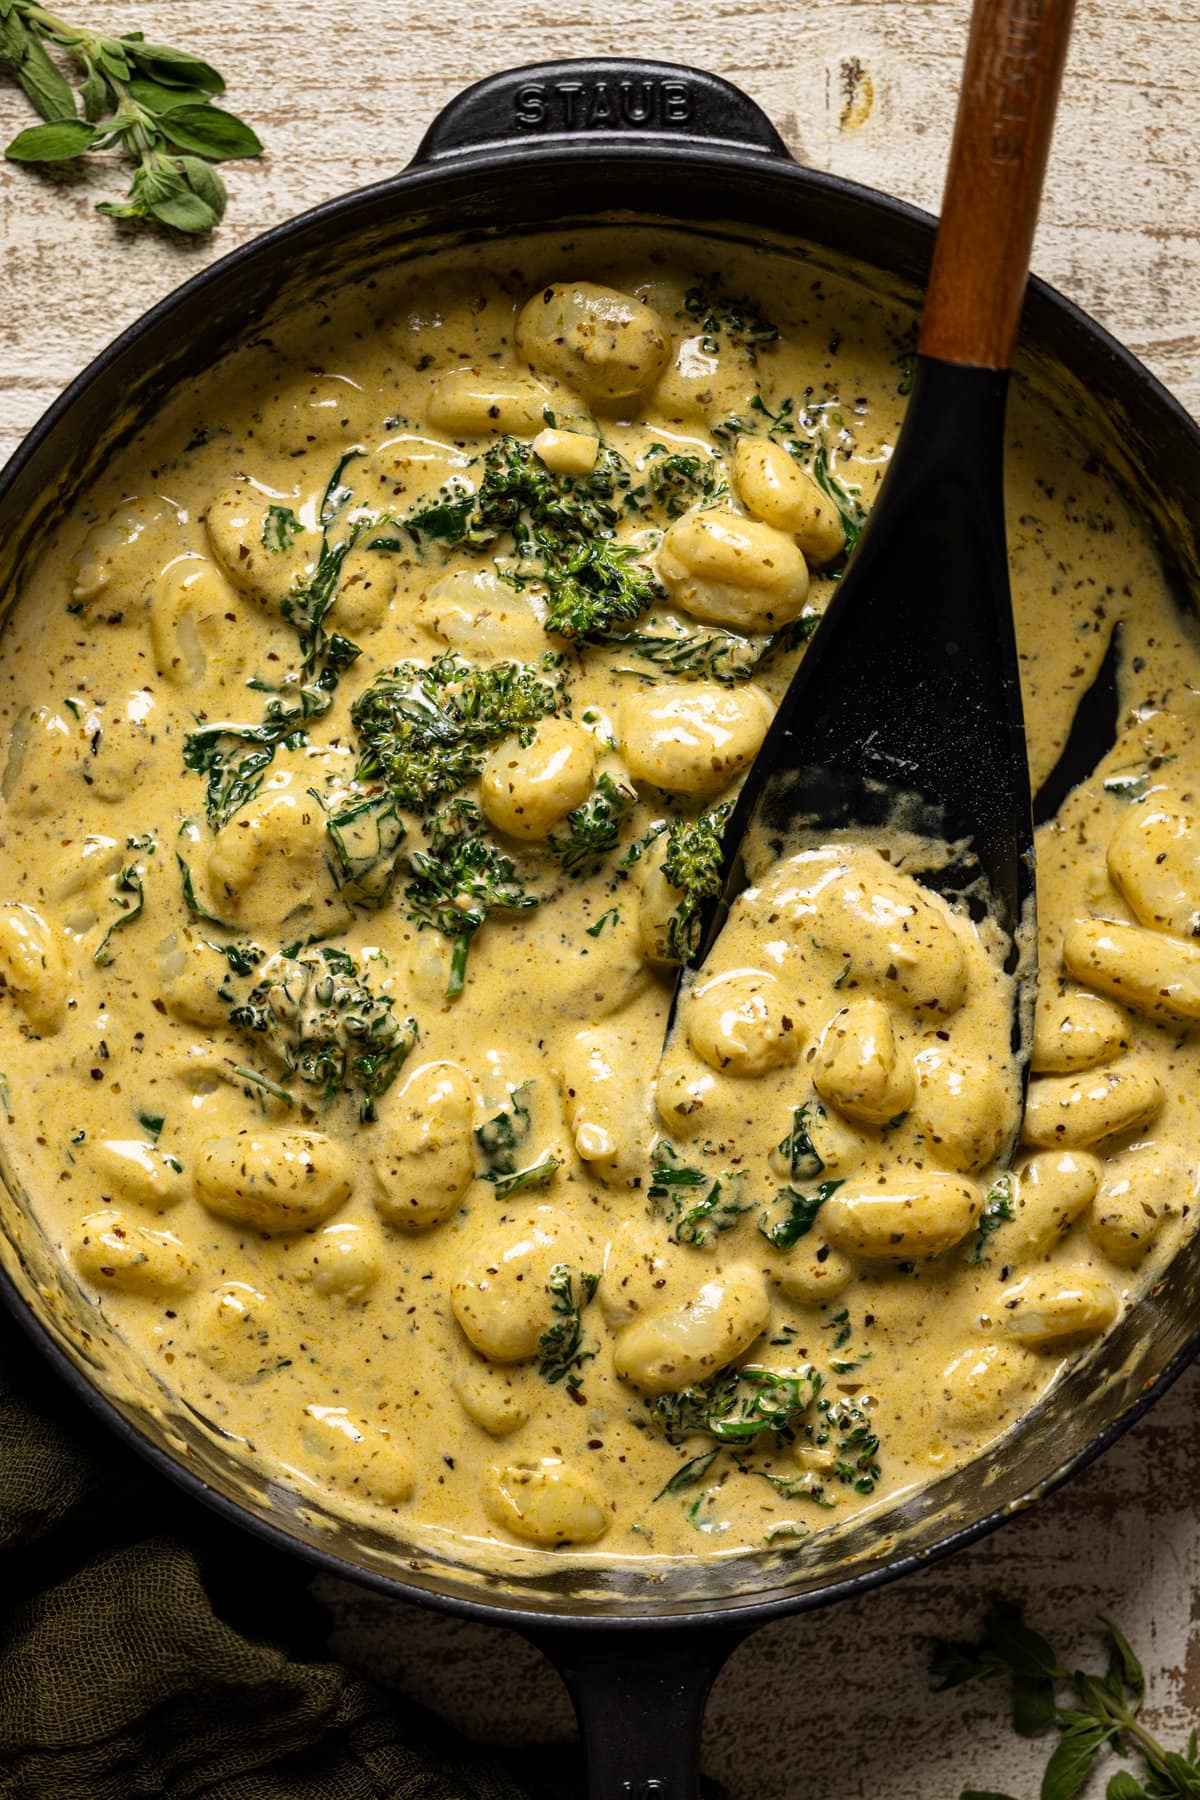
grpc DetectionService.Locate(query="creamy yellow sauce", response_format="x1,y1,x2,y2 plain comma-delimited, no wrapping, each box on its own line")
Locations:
0,229,1197,1571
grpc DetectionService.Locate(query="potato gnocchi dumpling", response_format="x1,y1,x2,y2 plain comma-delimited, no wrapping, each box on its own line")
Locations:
812,997,913,1127
618,682,772,793
206,780,344,933
71,1210,196,1297
450,1206,584,1363
427,367,564,440
194,1130,353,1232
1107,797,1200,939
994,1271,1118,1347
373,1061,476,1228
205,485,319,608
301,1405,413,1506
821,1176,981,1261
732,437,845,566
484,1457,608,1546
1062,917,1200,1023
516,282,669,405
686,967,803,1076
479,716,595,840
0,903,67,1035
1022,1059,1164,1149
304,1223,383,1300
89,1137,187,1212
613,1265,769,1394
191,1281,282,1380
658,509,810,631
991,1150,1102,1265
71,497,176,613
453,1358,532,1437
1087,1145,1188,1266
148,554,239,690
3,229,1196,1566
1031,986,1131,1073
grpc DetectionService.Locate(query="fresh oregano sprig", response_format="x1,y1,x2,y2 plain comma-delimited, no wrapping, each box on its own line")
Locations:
932,1599,1200,1800
0,2,261,234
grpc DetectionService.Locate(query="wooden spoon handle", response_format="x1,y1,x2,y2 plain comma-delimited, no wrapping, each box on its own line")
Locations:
919,0,1078,370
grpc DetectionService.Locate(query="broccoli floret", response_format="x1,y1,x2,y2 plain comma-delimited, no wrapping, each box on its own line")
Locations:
660,802,733,962
551,771,637,874
226,944,417,1120
541,539,661,642
350,652,564,813
404,798,537,994
404,436,631,552
400,436,660,646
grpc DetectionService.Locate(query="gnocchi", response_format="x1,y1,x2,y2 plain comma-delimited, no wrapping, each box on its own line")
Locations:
732,437,845,566
194,1130,353,1232
71,1210,196,1297
450,1207,584,1364
1062,917,1200,1023
1022,1060,1164,1149
658,509,810,631
373,1062,476,1228
427,368,563,439
484,1457,608,1546
613,1265,769,1395
479,717,595,839
618,682,772,793
994,1271,1118,1347
1088,1145,1187,1266
516,282,669,405
0,904,67,1035
812,997,913,1127
1107,797,1200,939
686,967,803,1076
821,1176,981,1260
1031,986,1130,1073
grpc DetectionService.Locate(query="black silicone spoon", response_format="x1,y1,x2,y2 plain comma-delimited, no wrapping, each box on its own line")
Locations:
687,0,1078,1069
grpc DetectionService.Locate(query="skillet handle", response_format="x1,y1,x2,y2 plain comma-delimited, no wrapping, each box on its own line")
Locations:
526,1623,746,1799
411,59,790,165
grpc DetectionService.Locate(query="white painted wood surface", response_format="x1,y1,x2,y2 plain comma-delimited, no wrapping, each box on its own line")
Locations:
3,2,1199,1793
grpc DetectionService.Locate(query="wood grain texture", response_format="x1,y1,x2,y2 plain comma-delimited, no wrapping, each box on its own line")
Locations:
920,0,1078,366
3,4,1199,1794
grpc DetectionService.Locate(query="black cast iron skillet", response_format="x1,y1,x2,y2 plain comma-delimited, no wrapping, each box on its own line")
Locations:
2,57,1200,1800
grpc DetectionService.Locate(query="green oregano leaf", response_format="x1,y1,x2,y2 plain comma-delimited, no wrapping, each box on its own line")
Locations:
6,118,96,161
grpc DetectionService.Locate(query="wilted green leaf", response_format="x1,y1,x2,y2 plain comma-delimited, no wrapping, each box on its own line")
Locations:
1012,1672,1057,1738
16,44,74,123
125,41,224,93
149,188,218,233
179,154,227,221
79,64,109,120
1103,1619,1146,1707
157,102,261,161
1106,1773,1147,1800
1041,1716,1111,1800
5,118,96,161
987,1600,1064,1682
94,196,146,219
127,75,214,112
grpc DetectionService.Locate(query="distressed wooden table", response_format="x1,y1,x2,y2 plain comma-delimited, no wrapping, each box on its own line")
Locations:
3,3,1198,1794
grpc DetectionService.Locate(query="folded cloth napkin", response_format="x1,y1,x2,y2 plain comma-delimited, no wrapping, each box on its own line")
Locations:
0,1306,539,1800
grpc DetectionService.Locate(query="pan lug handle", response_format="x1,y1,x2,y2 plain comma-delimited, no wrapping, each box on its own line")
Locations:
410,59,791,165
525,1621,749,1800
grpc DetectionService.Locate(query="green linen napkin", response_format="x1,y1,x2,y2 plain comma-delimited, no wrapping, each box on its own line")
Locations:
0,1306,540,1800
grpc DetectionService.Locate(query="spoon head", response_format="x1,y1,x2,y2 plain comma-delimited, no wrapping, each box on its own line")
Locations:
691,358,1037,1078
